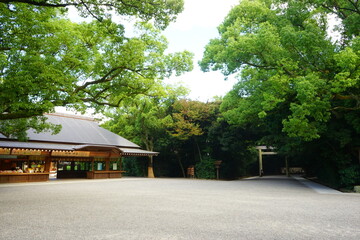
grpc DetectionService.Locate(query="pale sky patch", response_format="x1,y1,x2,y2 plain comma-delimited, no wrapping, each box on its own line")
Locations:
163,0,239,101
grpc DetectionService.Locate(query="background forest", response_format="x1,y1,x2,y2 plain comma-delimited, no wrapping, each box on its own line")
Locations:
1,0,360,189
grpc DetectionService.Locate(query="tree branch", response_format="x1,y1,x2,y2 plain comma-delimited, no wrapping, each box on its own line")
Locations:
0,110,43,120
79,0,103,22
0,0,77,8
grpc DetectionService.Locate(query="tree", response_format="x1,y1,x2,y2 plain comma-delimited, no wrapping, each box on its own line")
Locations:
0,0,184,29
102,83,188,177
168,99,220,177
0,1,192,139
200,0,360,187
201,0,359,140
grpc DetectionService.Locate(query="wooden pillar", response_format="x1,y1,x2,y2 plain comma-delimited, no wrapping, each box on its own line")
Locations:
258,149,263,177
44,157,51,173
147,155,155,178
105,158,110,171
71,161,75,171
119,157,122,171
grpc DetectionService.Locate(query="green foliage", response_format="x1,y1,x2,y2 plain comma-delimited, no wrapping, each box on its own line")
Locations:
195,156,216,179
207,120,259,178
200,0,360,187
339,165,360,188
200,0,360,141
102,84,187,151
1,0,184,29
0,1,192,138
168,100,216,140
122,157,147,177
0,116,61,140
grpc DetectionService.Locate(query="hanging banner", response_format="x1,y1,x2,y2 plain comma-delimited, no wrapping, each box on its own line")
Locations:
52,151,90,157
0,148,11,155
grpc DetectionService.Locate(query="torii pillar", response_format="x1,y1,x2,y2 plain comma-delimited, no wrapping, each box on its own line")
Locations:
255,146,277,177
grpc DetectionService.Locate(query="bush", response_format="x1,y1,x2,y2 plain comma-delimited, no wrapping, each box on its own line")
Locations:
123,157,147,176
195,156,216,179
339,165,360,188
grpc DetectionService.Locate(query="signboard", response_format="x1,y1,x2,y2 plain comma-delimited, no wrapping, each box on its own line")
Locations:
0,148,11,155
51,151,90,157
12,149,42,155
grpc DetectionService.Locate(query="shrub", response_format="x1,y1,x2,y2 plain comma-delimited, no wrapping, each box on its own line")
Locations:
339,165,360,188
195,156,216,179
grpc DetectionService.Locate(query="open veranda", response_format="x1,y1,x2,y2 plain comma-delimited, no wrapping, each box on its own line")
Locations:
0,176,359,240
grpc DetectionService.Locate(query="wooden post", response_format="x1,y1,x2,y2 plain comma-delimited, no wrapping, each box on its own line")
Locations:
258,149,263,177
119,157,122,171
214,160,222,180
285,156,289,177
44,157,51,173
105,158,110,171
71,161,75,171
147,156,155,178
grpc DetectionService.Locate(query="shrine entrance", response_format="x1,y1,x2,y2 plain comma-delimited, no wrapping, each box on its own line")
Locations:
256,146,290,177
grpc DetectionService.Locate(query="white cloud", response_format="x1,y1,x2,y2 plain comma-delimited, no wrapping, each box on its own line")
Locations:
163,0,240,101
165,66,237,102
171,0,239,31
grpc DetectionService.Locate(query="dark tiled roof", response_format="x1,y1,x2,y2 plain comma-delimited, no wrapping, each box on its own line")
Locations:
24,113,140,148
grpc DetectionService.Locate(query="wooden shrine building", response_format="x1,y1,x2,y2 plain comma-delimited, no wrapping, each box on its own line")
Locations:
0,113,158,183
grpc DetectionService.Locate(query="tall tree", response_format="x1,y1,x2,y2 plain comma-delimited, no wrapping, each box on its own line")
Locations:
0,1,192,139
201,0,359,140
200,0,360,187
102,84,188,177
168,99,220,177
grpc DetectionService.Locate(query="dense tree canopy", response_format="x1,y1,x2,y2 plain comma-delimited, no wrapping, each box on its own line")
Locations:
103,94,258,179
0,0,184,28
201,0,359,141
200,0,360,187
0,0,192,138
102,83,187,152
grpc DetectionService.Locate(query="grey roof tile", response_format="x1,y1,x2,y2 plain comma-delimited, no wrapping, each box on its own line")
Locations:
25,113,139,148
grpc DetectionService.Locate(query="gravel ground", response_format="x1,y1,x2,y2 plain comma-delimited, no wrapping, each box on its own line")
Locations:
0,176,359,240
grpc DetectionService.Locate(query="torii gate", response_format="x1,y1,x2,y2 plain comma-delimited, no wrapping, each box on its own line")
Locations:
255,146,289,177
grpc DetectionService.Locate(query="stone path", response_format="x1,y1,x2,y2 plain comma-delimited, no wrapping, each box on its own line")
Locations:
0,176,359,240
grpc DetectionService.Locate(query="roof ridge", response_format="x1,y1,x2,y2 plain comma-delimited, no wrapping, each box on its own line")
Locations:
46,112,95,122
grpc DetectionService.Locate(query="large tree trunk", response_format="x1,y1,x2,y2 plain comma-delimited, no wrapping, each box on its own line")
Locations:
148,155,155,178
194,137,202,161
175,152,186,178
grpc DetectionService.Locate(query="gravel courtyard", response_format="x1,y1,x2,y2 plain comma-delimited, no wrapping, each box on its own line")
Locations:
0,176,359,240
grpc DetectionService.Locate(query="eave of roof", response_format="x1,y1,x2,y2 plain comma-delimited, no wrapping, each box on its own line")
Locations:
0,141,159,157
119,147,159,156
0,140,75,151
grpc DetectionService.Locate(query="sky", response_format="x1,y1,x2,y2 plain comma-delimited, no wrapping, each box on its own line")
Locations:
162,0,239,101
